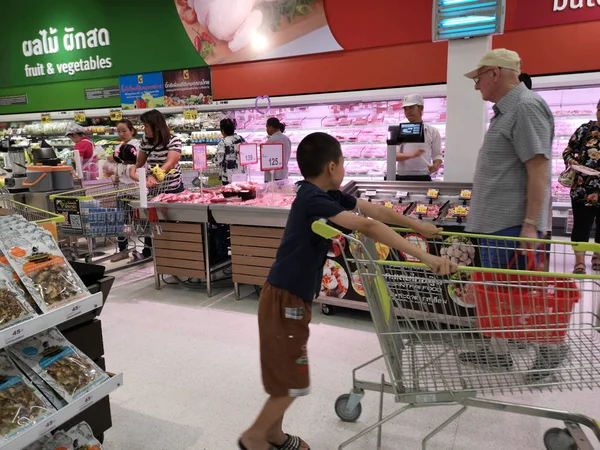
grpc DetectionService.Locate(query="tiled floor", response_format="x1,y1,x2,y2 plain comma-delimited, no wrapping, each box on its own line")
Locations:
99,275,600,450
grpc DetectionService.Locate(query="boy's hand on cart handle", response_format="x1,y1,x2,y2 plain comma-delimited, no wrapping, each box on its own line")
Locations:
422,254,457,276
413,222,443,239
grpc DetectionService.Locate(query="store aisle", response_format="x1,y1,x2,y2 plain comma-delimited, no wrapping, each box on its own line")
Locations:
100,279,600,450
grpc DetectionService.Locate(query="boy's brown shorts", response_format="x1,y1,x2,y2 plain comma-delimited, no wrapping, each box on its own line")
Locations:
258,282,312,397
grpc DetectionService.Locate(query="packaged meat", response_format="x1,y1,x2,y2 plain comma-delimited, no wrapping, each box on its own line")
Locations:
445,205,470,219
0,216,89,313
409,203,443,219
0,350,55,443
8,328,109,403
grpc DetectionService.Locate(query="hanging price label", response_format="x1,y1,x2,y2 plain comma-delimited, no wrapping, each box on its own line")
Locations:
426,189,439,199
365,190,377,197
41,113,51,124
109,109,122,121
416,205,428,215
239,143,258,166
192,144,208,171
260,143,284,172
396,191,409,199
74,111,86,123
459,189,472,200
454,206,468,217
183,108,198,120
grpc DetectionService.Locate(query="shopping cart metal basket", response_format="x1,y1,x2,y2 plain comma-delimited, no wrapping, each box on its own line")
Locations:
50,181,170,262
312,221,600,450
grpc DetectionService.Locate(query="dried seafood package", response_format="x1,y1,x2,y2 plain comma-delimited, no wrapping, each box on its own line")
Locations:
0,216,89,312
8,328,109,403
0,250,41,313
0,350,55,443
66,421,103,450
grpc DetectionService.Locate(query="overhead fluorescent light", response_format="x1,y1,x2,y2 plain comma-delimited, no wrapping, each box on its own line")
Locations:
433,0,506,41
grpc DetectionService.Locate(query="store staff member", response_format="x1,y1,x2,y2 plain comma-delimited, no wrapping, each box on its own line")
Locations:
396,94,443,181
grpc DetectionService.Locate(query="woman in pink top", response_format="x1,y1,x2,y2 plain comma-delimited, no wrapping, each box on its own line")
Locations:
66,124,98,179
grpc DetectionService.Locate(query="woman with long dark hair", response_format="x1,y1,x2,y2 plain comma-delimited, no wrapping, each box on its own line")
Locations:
265,117,292,181
135,109,183,260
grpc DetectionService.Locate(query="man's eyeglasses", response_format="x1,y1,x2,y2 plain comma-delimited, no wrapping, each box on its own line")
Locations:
473,68,495,85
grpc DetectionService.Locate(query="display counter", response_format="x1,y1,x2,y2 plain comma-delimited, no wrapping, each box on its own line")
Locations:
317,181,474,324
210,203,290,299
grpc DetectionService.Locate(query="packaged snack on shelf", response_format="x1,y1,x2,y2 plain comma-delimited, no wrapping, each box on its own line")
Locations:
0,217,89,312
25,430,73,450
9,352,67,410
66,421,103,450
8,328,109,403
0,256,38,331
0,250,40,313
0,350,56,443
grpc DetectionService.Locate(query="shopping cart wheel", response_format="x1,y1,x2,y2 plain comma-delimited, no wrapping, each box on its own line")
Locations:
543,428,577,450
335,394,362,422
321,304,335,316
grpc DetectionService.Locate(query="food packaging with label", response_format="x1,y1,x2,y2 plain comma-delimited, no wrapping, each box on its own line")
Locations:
8,328,109,403
0,216,89,312
0,350,55,443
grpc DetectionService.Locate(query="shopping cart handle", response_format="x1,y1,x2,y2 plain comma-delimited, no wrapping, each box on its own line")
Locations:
312,220,341,239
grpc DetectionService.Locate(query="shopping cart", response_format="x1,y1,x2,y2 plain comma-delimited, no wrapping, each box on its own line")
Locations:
312,221,600,450
0,192,65,241
50,181,170,263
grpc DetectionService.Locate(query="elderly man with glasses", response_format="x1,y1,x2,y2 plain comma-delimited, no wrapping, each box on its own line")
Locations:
459,49,564,381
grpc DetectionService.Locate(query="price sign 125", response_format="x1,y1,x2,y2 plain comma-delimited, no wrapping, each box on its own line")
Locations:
239,143,258,166
260,143,284,172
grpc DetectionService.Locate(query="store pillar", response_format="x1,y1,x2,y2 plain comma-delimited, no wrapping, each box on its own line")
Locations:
443,37,491,183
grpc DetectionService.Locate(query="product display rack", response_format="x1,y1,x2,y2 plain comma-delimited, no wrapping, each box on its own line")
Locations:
0,292,103,347
0,291,123,450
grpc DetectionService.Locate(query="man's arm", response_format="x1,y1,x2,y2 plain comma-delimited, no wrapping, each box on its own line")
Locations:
524,154,549,228
429,128,444,173
396,149,425,161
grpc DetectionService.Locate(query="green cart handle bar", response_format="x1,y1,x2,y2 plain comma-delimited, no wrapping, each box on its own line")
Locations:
311,220,600,280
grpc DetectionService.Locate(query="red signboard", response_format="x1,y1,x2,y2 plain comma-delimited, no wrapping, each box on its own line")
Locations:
507,0,600,31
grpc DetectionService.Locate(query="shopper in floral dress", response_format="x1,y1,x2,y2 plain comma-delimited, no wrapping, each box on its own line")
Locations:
563,101,600,273
216,118,246,184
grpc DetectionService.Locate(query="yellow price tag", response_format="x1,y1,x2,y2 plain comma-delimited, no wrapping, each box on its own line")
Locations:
460,189,472,199
183,108,198,120
454,206,467,217
416,204,428,214
426,189,439,199
384,201,394,209
109,109,122,121
74,111,86,123
41,113,51,124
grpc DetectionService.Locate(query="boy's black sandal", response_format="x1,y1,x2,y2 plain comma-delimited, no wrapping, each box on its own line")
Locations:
269,434,310,450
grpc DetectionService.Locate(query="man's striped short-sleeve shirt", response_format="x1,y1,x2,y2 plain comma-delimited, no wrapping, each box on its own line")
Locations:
467,83,554,233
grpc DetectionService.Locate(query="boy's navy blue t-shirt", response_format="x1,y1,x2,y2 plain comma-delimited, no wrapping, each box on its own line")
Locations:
267,181,357,303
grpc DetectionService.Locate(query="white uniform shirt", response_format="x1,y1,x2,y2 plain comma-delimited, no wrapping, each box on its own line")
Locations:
396,123,443,176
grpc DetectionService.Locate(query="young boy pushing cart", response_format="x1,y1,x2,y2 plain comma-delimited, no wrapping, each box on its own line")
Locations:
239,132,457,450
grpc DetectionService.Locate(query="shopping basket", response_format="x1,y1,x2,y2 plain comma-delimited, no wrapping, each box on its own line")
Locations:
312,221,600,450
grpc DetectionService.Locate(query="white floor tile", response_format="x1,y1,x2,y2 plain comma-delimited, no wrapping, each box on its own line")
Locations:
100,278,600,450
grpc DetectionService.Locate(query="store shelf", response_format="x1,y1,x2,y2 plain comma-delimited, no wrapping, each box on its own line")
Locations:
0,292,103,348
0,373,123,450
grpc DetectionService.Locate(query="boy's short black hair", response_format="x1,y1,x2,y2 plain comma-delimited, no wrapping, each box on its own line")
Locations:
297,132,342,178
519,73,532,90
